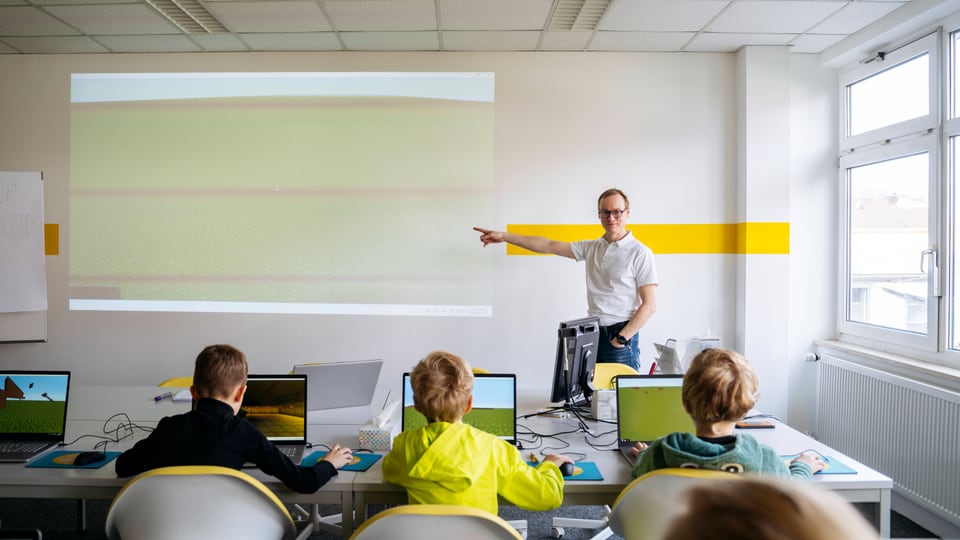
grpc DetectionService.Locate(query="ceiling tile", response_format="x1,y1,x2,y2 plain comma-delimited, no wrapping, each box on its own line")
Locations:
190,32,250,52
238,32,342,51
0,39,15,51
810,1,904,34
341,30,438,50
206,1,332,33
440,0,553,31
442,30,541,50
326,0,436,31
591,31,695,52
687,32,795,52
2,34,109,52
31,0,139,4
0,6,81,35
599,0,728,32
0,0,28,5
539,30,592,50
789,32,847,53
94,33,203,52
707,1,844,34
46,4,179,35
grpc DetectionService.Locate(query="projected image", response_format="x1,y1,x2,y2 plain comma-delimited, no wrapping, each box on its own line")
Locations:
0,374,69,435
69,73,495,317
402,374,515,439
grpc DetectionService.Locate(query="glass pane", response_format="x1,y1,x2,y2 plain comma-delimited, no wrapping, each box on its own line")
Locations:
849,54,929,136
848,153,929,333
954,33,960,118
952,138,960,349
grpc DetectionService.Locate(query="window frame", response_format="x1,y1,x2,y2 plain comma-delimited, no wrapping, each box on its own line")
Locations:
837,31,942,353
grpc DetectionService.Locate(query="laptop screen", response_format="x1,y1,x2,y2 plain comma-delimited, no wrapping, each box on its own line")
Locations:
402,373,517,444
616,374,695,444
240,375,307,444
0,371,71,440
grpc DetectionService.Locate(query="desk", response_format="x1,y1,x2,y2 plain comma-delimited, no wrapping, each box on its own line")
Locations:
0,387,894,539
351,392,894,538
0,385,360,536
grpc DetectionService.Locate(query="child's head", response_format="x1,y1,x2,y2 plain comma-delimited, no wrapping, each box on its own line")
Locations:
192,344,248,400
664,477,879,540
682,348,758,425
411,350,474,423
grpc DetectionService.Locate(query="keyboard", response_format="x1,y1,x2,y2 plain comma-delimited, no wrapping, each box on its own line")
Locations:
0,440,55,462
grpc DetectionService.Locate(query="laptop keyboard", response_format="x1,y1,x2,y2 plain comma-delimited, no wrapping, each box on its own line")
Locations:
0,441,48,454
279,446,297,458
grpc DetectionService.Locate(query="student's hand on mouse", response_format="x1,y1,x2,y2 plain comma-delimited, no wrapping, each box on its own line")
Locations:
630,441,649,456
321,444,354,469
542,453,573,468
792,451,825,473
473,227,504,246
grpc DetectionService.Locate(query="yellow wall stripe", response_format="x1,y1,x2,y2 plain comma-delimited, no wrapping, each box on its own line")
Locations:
45,223,59,256
505,222,789,255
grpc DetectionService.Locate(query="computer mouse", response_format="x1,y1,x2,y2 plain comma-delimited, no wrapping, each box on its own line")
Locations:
559,462,575,476
72,451,106,466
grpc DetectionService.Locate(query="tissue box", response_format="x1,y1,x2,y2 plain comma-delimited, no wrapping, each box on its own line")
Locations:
359,423,399,451
590,389,617,421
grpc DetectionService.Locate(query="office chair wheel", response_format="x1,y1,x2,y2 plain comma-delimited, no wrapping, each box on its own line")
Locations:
551,526,564,538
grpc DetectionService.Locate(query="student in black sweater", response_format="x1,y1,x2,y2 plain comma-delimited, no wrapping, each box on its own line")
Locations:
116,344,352,493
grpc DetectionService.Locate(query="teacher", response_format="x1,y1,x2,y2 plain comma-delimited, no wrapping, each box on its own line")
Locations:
474,188,658,370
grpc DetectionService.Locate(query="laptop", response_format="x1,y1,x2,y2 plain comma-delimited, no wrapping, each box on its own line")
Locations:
615,374,695,462
292,359,382,410
0,371,71,463
401,373,517,446
240,374,308,466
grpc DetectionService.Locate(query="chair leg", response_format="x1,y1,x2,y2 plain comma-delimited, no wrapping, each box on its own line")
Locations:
505,519,528,539
76,499,87,531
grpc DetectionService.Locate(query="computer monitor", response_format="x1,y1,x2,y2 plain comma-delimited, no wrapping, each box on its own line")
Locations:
549,316,600,406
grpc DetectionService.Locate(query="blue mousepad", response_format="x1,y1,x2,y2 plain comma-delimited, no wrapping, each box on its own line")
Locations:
27,451,120,469
527,460,603,481
301,451,381,471
780,454,857,474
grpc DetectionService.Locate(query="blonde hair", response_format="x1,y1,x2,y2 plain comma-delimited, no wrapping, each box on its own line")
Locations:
682,348,758,424
411,350,474,423
192,344,247,400
664,477,880,540
598,188,630,210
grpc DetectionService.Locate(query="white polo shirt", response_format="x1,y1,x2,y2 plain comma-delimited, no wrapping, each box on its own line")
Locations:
570,231,658,327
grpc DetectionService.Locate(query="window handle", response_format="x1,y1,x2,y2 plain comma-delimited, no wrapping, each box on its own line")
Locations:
921,249,941,297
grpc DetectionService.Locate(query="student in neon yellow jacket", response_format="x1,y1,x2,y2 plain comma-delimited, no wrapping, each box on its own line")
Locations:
382,350,572,515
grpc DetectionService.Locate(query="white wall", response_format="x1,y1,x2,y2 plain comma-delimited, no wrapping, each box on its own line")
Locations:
0,51,836,428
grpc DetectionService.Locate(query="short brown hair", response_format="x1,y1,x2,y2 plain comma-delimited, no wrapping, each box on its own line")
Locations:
411,350,473,423
682,348,758,424
664,477,880,540
598,188,630,210
193,344,248,400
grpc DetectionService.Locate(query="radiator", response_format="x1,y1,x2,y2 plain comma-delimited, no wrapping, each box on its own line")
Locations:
816,354,960,527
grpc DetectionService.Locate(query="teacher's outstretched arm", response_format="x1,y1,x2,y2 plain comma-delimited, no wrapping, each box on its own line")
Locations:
473,227,574,259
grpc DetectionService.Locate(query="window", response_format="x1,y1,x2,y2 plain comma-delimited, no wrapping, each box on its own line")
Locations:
839,33,939,352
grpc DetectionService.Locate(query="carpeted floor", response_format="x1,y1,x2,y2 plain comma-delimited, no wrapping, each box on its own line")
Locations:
0,498,940,539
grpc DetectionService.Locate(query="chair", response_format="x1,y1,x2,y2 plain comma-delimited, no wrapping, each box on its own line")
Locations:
551,468,736,539
591,362,639,390
349,504,523,540
105,465,311,540
157,376,192,387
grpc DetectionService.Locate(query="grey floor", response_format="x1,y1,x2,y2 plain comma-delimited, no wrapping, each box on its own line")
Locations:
0,498,940,539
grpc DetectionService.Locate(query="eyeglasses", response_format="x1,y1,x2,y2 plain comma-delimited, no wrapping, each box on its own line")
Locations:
598,209,626,219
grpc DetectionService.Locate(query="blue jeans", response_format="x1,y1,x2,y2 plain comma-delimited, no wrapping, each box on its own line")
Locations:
598,321,640,371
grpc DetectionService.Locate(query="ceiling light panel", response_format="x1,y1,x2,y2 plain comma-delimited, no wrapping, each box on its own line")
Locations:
441,0,553,30
325,0,436,31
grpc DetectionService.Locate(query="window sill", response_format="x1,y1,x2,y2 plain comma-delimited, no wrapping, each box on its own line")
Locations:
815,339,960,394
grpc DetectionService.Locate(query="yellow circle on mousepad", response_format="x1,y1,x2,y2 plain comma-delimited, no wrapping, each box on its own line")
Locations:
349,456,361,465
570,466,583,476
54,453,81,465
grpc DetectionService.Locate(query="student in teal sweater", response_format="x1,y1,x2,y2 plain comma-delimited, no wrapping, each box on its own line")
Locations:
631,348,824,479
